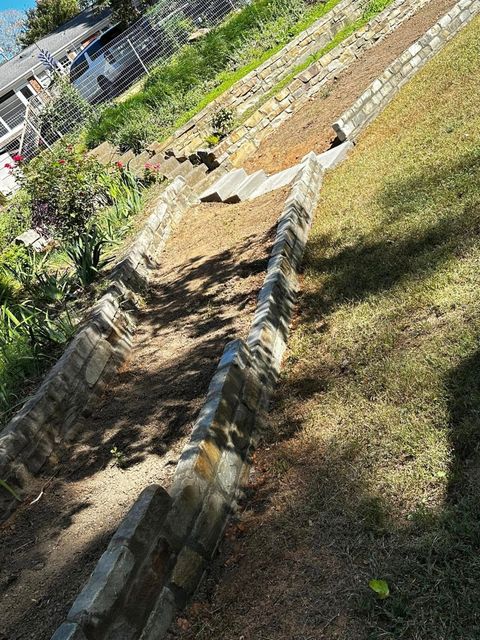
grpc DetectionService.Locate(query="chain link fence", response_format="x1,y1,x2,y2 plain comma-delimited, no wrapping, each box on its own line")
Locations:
19,0,249,160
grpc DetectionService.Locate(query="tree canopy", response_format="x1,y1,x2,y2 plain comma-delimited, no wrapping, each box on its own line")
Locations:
0,10,24,60
17,0,81,48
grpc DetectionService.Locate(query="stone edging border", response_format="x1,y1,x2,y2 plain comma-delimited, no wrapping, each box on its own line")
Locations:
50,152,325,640
333,0,480,142
0,177,195,521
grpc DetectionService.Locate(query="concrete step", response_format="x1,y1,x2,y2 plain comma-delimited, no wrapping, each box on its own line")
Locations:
200,168,248,203
317,141,353,170
248,164,302,200
224,170,268,204
195,165,230,194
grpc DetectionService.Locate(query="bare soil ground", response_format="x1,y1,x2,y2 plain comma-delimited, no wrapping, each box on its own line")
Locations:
245,0,459,175
0,188,288,640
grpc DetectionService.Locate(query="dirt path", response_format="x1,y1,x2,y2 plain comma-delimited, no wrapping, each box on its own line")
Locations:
0,188,288,640
245,0,459,174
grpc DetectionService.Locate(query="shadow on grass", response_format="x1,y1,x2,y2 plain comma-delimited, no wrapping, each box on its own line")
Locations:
174,153,480,639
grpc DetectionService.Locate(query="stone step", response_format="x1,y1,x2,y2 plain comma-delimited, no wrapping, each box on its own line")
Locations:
200,168,248,203
159,156,180,177
148,141,165,154
117,149,136,166
96,150,121,166
89,141,116,160
224,170,268,204
128,151,152,175
183,164,208,188
248,164,302,200
168,159,197,180
148,151,168,166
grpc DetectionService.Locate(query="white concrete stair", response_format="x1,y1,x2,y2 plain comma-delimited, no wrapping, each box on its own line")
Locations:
199,143,353,205
199,168,248,202
224,170,268,203
248,164,303,200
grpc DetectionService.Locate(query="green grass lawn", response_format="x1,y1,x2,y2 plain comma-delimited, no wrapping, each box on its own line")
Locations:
270,14,480,638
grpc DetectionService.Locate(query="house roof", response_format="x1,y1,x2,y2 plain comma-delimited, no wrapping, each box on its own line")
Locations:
0,6,112,93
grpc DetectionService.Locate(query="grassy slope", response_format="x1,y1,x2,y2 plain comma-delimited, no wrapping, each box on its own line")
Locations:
86,0,395,149
272,14,480,638
85,0,343,147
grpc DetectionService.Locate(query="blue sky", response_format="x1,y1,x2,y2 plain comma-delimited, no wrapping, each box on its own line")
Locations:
0,0,34,10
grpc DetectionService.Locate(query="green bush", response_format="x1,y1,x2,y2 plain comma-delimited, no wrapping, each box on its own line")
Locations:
21,141,107,238
66,226,112,287
115,109,159,153
211,107,235,138
39,76,94,144
0,190,32,252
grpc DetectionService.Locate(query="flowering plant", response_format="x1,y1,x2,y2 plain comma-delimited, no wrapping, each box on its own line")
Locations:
143,162,164,186
19,142,106,238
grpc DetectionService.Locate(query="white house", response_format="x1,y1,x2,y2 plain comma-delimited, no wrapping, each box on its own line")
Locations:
0,6,112,159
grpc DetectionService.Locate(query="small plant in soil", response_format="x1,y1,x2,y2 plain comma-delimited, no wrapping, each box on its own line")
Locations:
211,108,235,140
110,445,127,468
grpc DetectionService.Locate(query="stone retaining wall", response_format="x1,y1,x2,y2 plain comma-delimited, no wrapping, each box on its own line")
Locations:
333,0,480,142
51,153,324,640
212,0,432,167
162,0,369,156
0,178,194,521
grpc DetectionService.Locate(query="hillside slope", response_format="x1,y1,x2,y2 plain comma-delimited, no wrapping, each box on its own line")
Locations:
171,13,480,640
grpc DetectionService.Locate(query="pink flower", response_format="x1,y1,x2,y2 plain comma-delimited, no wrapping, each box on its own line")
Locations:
4,163,12,169
116,161,123,169
12,154,24,163
145,163,152,170
58,159,66,165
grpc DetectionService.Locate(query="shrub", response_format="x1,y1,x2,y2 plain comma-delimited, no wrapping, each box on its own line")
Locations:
143,162,165,185
65,227,112,287
211,107,235,138
20,142,107,238
0,190,32,251
115,110,159,153
3,250,71,306
39,76,94,144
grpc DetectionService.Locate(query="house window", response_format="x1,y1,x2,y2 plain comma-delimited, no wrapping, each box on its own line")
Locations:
20,86,34,100
0,91,26,130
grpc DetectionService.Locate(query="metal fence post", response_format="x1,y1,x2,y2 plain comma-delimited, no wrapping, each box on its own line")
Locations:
127,38,150,76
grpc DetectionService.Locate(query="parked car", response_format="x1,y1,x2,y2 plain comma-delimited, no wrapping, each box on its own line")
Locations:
70,25,143,104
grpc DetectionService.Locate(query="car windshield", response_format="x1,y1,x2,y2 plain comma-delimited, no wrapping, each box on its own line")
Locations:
88,26,123,60
70,54,88,82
